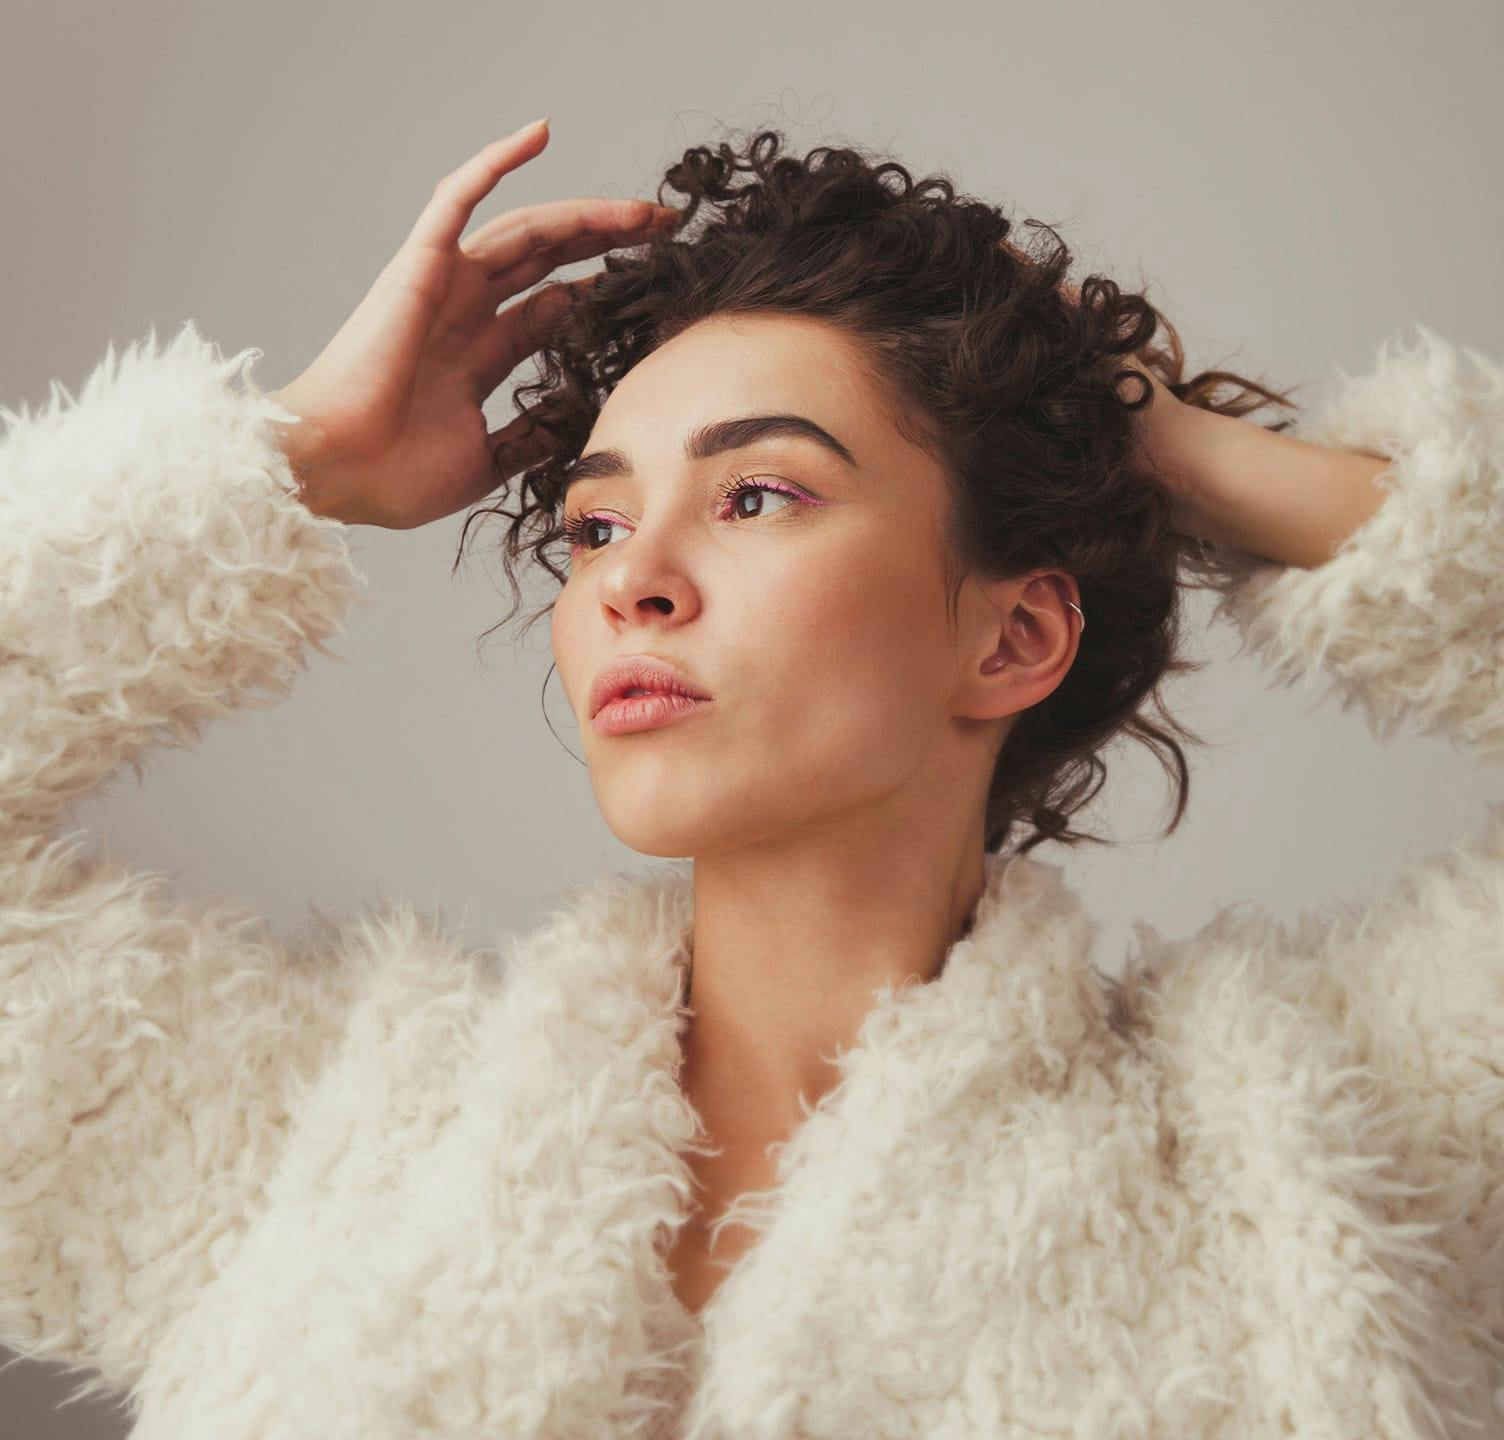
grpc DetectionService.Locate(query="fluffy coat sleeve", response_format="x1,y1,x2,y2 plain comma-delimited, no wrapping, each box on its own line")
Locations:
0,321,393,1402
1158,323,1504,1351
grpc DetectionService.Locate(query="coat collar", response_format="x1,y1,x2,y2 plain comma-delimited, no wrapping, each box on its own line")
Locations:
483,846,1119,1438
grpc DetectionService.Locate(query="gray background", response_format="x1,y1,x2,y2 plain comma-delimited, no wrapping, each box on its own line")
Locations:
3,0,1501,1432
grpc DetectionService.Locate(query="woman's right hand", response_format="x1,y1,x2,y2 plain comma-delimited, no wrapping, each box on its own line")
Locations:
268,119,683,529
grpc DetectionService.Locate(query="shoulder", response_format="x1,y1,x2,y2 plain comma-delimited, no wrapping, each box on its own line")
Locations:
1099,897,1356,1099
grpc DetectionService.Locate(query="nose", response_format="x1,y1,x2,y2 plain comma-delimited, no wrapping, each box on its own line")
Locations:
593,528,702,628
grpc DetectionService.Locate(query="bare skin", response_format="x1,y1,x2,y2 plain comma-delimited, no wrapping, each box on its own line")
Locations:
547,312,1388,1319
267,118,684,529
545,310,1088,1317
661,1124,784,1318
269,124,1393,1323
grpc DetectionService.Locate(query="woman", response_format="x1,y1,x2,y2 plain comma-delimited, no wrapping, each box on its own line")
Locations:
1,118,1499,1439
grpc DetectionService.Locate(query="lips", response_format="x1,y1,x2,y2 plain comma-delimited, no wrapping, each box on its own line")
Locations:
589,655,712,720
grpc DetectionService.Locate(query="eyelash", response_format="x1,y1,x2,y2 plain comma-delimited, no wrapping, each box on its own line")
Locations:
557,472,814,554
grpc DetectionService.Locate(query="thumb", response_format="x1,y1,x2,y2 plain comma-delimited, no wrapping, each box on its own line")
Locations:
485,410,558,485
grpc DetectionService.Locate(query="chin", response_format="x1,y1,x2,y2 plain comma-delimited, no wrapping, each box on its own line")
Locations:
600,802,759,860
592,797,698,859
606,822,703,861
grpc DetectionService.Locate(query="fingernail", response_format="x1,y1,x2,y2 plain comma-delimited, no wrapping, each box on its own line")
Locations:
518,115,549,135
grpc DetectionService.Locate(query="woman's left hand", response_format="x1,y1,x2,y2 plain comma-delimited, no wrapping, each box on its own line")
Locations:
1104,354,1222,540
1000,236,1212,538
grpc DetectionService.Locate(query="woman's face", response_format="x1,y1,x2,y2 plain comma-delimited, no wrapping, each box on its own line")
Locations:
550,311,1011,859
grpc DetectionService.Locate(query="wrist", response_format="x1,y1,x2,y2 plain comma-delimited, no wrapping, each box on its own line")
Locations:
1167,405,1393,569
266,389,360,524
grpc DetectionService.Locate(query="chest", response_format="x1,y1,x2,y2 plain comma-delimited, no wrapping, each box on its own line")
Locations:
149,950,1478,1439
660,1127,785,1319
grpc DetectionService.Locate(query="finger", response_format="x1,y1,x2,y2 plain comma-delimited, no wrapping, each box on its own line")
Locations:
463,194,676,265
483,228,649,315
463,195,679,280
484,409,559,488
444,410,559,520
483,215,668,298
470,275,600,401
404,121,551,254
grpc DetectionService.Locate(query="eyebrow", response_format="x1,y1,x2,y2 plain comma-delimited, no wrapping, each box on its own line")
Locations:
563,413,858,492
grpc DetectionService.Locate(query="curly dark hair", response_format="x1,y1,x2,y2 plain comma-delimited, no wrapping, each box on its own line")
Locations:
454,125,1302,859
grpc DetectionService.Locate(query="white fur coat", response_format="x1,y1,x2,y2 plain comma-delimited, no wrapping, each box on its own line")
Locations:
0,319,1500,1440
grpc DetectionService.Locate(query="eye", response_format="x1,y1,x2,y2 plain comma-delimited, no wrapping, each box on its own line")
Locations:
713,472,804,522
558,473,810,555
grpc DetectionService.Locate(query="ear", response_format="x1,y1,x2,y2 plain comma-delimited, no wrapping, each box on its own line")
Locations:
954,570,1082,722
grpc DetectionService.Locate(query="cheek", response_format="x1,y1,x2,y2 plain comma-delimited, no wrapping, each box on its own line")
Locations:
744,540,951,738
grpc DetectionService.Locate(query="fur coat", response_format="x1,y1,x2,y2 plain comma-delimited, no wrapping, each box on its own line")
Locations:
0,318,1500,1440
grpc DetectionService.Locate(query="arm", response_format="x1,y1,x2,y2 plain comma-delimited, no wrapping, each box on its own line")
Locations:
0,320,368,840
0,137,682,1405
0,320,382,1399
1146,323,1503,1354
1163,325,1503,763
1150,395,1394,573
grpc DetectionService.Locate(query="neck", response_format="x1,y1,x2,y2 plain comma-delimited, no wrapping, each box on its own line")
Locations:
679,828,989,1137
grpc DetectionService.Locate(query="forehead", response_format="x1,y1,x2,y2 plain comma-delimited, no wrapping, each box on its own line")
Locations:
587,312,886,452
